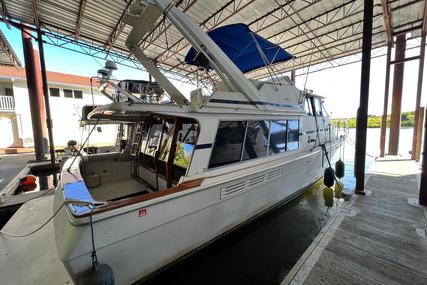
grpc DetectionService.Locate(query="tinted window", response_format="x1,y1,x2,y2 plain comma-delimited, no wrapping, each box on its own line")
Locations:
304,98,313,115
139,121,150,154
159,119,175,162
313,98,322,116
322,103,328,116
64,89,73,98
287,120,299,151
242,121,269,161
74,90,83,99
145,119,162,157
49,88,60,97
269,120,287,154
209,121,247,168
173,121,198,168
158,119,175,176
172,120,199,181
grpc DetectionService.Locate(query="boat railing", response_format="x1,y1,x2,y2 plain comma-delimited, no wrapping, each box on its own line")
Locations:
333,119,349,138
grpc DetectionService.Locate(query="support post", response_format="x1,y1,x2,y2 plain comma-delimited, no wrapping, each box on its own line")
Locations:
420,105,427,205
411,32,426,160
21,27,45,161
415,107,424,161
380,43,392,157
418,28,427,205
354,0,373,194
33,50,48,153
290,70,296,84
37,28,56,165
388,34,406,155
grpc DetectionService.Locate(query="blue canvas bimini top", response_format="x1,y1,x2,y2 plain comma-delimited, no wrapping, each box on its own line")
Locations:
184,23,293,73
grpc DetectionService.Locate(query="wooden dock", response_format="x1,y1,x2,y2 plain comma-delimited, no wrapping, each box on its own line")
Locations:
283,158,427,285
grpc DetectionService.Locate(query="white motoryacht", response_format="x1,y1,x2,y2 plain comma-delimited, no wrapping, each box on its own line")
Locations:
53,0,345,284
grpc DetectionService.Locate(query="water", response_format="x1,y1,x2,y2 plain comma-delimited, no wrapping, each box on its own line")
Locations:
141,186,337,285
1,170,58,229
341,128,414,189
138,128,415,285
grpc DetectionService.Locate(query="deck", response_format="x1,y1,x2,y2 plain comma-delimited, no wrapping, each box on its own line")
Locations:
283,158,427,285
0,195,71,284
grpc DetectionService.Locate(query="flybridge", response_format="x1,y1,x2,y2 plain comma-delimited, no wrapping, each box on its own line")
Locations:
121,0,300,110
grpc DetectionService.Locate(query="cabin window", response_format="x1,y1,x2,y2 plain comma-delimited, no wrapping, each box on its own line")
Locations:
242,121,269,161
139,123,149,155
64,89,73,98
287,120,299,151
49,87,60,97
144,117,163,169
135,116,199,189
209,121,247,168
313,98,322,116
304,98,313,115
322,102,329,116
158,119,175,176
269,120,287,154
172,120,199,181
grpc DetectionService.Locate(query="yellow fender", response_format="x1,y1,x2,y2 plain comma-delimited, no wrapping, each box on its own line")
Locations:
323,187,334,207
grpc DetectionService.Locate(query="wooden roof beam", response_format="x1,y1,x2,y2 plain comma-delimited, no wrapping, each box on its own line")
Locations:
423,0,427,32
32,0,40,28
75,0,87,40
105,0,134,50
380,0,393,45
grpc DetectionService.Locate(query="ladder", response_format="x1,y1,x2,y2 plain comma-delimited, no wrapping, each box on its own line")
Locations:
131,122,144,178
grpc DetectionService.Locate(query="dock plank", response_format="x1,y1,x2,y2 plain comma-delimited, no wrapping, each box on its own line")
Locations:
285,159,427,285
0,195,71,284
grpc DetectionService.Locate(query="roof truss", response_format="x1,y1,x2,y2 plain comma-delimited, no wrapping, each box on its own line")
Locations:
0,0,424,84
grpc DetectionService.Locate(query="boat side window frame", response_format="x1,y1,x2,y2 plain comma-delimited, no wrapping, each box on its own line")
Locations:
138,115,200,189
208,118,301,170
266,120,271,156
304,98,313,116
171,119,200,183
286,119,299,151
313,97,322,116
239,122,249,161
321,100,329,116
208,121,248,169
242,120,271,161
269,119,288,154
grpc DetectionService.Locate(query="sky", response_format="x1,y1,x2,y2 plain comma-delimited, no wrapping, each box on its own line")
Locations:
1,22,426,119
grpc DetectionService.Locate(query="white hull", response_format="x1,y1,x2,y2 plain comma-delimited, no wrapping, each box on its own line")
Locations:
54,142,339,284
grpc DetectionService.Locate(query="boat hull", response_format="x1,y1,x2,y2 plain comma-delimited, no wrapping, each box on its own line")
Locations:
54,143,339,284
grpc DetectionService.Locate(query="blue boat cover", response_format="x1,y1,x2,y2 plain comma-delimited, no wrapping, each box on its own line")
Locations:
184,23,293,73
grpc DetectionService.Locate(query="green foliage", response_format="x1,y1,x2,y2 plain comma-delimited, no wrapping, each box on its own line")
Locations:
173,143,189,168
332,111,415,128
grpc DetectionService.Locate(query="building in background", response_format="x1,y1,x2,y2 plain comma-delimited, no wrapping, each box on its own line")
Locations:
0,63,116,149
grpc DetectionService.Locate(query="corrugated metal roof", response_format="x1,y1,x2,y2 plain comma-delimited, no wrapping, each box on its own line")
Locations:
0,0,425,83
